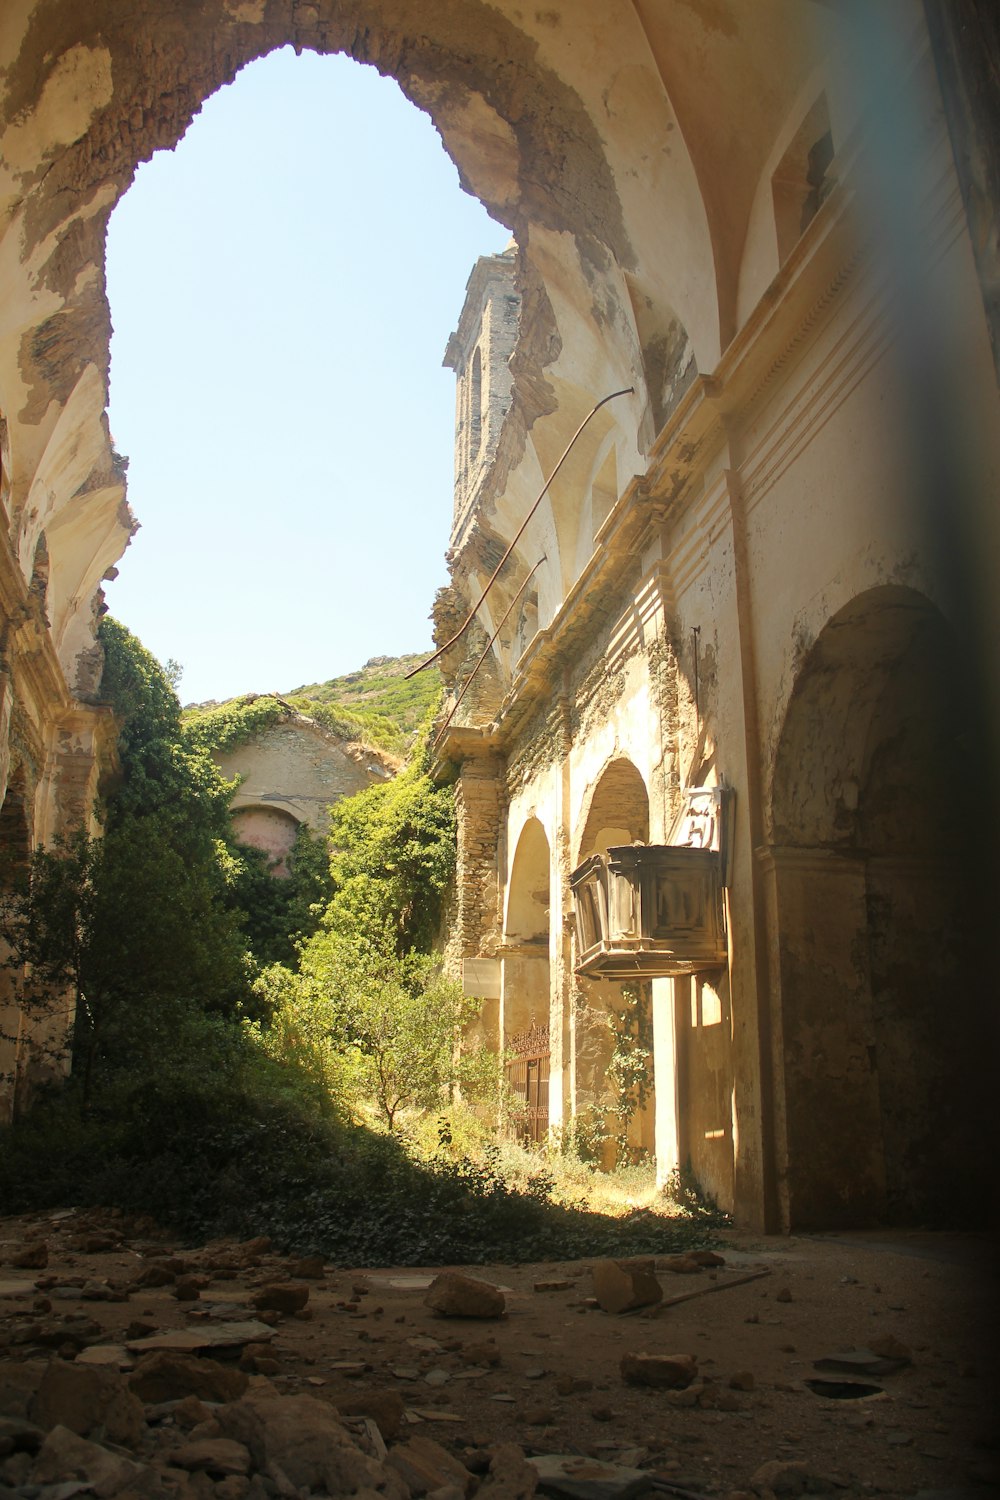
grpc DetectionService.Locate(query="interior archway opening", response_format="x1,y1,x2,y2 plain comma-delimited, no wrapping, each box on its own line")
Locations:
103,44,510,706
575,759,654,1168
769,586,985,1228
502,818,551,1144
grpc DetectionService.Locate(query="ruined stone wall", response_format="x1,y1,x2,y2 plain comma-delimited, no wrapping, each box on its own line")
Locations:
213,718,390,836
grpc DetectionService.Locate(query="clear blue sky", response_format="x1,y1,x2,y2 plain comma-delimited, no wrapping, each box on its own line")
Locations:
104,46,510,705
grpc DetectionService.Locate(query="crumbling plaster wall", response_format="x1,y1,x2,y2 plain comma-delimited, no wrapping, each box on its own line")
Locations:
212,716,391,837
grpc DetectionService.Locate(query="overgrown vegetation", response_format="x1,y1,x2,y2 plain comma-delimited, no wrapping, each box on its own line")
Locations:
0,625,725,1261
184,652,441,758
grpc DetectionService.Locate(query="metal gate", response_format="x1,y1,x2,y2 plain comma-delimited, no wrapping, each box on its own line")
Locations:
506,1023,550,1144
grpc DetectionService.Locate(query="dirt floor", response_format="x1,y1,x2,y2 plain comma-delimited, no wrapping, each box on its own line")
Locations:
1,1208,997,1499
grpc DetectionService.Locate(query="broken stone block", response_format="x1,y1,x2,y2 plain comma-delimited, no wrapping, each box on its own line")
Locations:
591,1259,662,1315
0,1414,44,1456
620,1352,697,1389
9,1241,49,1270
424,1273,505,1319
126,1321,274,1356
290,1256,325,1279
76,1346,133,1371
250,1283,309,1315
30,1359,145,1447
215,1479,251,1500
217,1392,399,1497
687,1249,726,1267
336,1391,406,1441
387,1433,474,1497
476,1443,538,1500
461,1341,502,1366
661,1255,701,1274
134,1263,176,1289
129,1351,249,1405
169,1439,252,1477
750,1459,811,1496
173,1396,214,1431
528,1453,652,1500
32,1423,143,1496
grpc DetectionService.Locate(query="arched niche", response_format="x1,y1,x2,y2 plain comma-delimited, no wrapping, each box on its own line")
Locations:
766,585,985,1228
576,757,650,864
231,802,301,879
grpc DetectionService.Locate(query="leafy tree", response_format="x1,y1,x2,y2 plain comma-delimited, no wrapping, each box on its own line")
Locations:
325,726,456,955
290,936,476,1130
226,823,333,970
0,620,254,1106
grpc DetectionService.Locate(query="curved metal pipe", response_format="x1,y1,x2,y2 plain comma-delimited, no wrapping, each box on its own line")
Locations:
433,555,547,748
407,385,634,679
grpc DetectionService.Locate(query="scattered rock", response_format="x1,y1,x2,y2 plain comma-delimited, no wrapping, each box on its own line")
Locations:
424,1273,505,1319
0,1415,44,1455
555,1376,593,1396
126,1322,274,1355
620,1352,697,1389
688,1250,726,1267
336,1391,406,1441
750,1460,811,1496
533,1280,573,1293
591,1259,662,1315
217,1392,400,1497
30,1359,145,1447
170,1439,253,1476
31,1422,142,1494
250,1284,309,1315
477,1443,538,1500
528,1453,651,1500
461,1341,502,1366
661,1255,701,1275
129,1350,249,1404
9,1242,49,1270
388,1433,474,1496
290,1257,325,1280
134,1263,176,1289
775,1287,793,1303
729,1370,755,1391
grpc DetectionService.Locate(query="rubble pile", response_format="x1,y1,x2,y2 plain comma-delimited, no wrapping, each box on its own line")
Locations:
1,1210,996,1500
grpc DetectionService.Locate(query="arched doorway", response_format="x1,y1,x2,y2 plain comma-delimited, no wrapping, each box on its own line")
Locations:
575,758,654,1165
502,818,552,1143
766,586,983,1227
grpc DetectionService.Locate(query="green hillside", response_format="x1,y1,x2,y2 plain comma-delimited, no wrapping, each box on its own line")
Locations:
286,653,441,740
184,653,441,757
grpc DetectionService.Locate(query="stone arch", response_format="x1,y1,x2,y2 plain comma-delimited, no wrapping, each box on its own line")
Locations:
576,756,649,864
766,585,985,1227
501,817,551,1137
574,757,654,1163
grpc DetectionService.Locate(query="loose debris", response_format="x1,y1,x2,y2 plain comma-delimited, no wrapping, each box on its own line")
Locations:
1,1207,996,1500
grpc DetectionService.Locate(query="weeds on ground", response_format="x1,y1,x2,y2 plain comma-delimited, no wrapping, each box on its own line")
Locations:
0,1039,727,1265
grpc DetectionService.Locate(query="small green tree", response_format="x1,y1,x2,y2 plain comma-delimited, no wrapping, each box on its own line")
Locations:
295,933,475,1130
